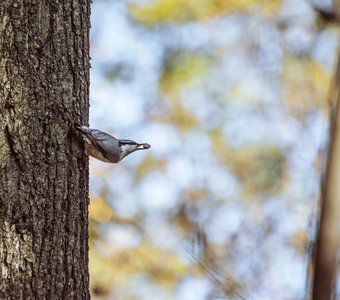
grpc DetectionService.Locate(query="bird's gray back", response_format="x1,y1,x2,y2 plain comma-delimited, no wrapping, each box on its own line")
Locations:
89,129,121,162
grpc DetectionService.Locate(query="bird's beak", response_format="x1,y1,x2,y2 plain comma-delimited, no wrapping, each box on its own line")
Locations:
137,143,151,150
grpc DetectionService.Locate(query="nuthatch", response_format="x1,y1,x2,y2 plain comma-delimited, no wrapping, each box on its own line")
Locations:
75,124,151,163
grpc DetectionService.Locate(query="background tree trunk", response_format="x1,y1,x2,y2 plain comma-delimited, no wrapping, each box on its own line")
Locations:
0,1,90,299
311,31,340,300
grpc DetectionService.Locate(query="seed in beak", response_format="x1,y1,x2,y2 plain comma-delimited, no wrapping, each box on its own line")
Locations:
141,143,151,149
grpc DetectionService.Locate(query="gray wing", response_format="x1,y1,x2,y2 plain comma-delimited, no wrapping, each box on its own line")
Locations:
76,126,121,163
90,129,116,141
89,130,121,162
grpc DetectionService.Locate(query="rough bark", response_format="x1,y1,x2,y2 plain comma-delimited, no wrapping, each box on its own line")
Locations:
0,1,90,299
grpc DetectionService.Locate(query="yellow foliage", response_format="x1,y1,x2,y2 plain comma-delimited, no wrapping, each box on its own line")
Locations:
153,99,198,131
233,146,285,195
289,230,308,254
89,197,114,223
209,128,285,195
90,246,118,295
134,155,167,182
184,188,210,202
160,52,211,94
89,240,190,295
281,55,331,118
129,0,281,25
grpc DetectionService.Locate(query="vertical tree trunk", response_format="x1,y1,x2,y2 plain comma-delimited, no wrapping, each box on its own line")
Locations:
311,39,340,300
0,1,90,299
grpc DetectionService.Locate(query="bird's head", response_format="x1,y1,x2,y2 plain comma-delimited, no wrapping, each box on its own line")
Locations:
118,139,151,161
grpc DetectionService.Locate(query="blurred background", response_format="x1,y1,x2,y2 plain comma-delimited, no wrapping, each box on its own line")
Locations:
88,0,339,299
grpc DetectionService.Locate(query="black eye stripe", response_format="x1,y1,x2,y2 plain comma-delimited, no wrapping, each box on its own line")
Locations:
119,141,137,146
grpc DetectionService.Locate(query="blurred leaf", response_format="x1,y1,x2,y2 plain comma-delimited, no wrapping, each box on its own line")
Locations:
153,99,198,131
89,221,100,242
135,155,167,182
160,52,212,94
210,128,285,195
129,0,281,25
89,197,142,227
90,244,118,295
184,188,210,202
155,52,211,131
89,196,114,223
282,55,330,118
90,240,190,295
231,146,285,195
289,230,308,254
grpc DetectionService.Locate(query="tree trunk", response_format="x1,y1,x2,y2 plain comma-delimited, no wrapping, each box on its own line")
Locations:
311,38,340,300
0,1,90,299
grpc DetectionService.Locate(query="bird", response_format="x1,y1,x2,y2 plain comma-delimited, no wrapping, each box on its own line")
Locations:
75,123,151,163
